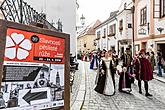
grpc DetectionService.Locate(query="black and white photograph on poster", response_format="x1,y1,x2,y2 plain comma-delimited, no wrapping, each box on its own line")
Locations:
0,62,64,110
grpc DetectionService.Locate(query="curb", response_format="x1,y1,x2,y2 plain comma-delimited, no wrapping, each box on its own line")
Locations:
153,74,165,83
71,61,86,110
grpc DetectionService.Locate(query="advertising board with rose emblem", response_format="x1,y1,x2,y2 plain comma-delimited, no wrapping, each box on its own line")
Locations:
0,20,70,110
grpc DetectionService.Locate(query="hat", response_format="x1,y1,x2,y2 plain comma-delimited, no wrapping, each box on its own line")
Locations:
140,49,145,53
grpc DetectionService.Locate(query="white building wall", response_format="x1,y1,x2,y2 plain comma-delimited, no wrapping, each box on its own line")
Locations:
107,20,118,51
118,0,133,12
154,20,165,35
96,20,118,51
96,29,100,50
100,25,107,50
117,10,132,40
153,0,165,35
136,0,150,39
117,12,124,40
126,12,132,39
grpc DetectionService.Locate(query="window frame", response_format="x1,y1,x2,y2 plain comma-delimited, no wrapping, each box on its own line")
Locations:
103,28,106,38
160,0,165,18
119,19,123,32
140,7,147,26
97,31,101,38
109,24,116,36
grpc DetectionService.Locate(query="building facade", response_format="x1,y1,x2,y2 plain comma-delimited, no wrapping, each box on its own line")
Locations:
95,0,133,56
77,20,101,52
95,11,118,52
117,0,133,56
134,0,165,58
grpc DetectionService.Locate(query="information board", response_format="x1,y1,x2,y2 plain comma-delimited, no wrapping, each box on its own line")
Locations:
0,20,70,110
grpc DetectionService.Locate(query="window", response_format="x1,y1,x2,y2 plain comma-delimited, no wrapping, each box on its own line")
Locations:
97,31,100,37
103,28,106,38
160,0,165,17
119,19,123,32
109,24,116,36
140,7,147,25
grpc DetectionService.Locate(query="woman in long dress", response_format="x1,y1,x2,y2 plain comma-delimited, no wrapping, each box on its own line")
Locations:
118,67,135,93
94,51,115,96
90,51,98,70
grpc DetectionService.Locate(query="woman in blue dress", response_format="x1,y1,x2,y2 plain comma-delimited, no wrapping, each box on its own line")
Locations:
90,51,98,70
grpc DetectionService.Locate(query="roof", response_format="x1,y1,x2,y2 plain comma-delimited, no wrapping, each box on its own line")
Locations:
77,20,101,38
95,10,119,29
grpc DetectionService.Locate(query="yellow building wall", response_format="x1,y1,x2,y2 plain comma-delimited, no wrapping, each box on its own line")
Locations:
77,34,96,52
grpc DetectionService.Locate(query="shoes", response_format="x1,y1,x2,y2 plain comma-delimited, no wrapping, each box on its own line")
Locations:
145,93,152,97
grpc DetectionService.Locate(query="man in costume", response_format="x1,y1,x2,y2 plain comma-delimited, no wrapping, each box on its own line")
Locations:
134,49,153,96
121,47,132,67
121,47,134,83
112,50,119,67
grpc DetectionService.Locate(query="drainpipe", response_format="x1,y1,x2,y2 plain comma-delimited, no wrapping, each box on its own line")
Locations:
131,5,135,56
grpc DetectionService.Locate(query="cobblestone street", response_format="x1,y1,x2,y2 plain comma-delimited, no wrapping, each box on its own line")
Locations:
76,61,165,110
70,60,83,107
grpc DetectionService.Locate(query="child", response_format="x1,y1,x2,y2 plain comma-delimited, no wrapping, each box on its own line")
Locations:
118,67,135,93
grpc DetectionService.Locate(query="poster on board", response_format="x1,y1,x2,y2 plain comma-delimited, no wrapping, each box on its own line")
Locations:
0,28,65,110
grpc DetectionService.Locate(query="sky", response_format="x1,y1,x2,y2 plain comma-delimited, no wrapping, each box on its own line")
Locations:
77,0,122,26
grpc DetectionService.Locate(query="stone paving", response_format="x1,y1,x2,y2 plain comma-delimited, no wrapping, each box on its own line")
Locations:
70,60,86,110
81,62,165,110
70,60,82,107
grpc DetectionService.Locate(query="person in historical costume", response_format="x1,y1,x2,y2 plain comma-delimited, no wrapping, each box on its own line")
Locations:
81,51,85,61
118,67,135,93
146,52,150,61
134,49,153,96
90,51,99,70
120,47,132,67
95,51,105,84
157,51,164,77
86,51,90,61
94,51,115,96
112,50,119,67
150,51,155,71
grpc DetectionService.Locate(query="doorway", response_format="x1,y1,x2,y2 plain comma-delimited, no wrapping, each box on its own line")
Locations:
141,42,147,51
157,44,165,59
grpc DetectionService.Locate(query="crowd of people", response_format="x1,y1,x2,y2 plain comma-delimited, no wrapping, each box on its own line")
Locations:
78,47,165,96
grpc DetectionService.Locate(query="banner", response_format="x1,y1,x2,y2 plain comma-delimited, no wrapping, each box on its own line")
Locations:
0,28,65,109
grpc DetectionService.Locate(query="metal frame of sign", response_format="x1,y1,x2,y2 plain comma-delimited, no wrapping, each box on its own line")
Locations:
0,19,70,110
